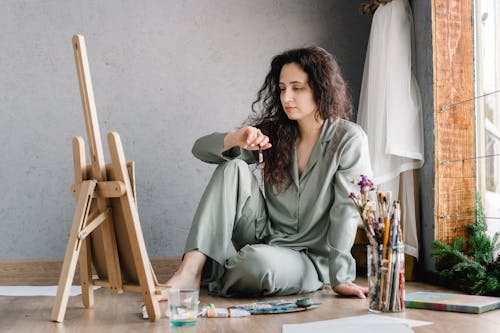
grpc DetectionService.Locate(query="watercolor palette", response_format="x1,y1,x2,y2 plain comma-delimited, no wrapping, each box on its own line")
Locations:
229,298,319,314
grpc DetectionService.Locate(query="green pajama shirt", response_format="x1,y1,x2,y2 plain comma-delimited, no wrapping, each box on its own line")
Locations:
185,118,372,296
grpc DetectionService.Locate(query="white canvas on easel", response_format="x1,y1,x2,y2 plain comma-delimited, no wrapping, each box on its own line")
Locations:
51,35,168,323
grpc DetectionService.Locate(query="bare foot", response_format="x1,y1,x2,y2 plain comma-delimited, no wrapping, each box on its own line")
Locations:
157,250,206,302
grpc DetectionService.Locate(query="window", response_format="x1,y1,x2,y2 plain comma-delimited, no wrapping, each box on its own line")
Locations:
475,0,500,239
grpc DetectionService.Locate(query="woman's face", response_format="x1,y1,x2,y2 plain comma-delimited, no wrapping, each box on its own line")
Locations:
279,62,318,123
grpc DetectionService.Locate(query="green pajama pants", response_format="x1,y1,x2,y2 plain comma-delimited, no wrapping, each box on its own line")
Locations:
184,159,324,297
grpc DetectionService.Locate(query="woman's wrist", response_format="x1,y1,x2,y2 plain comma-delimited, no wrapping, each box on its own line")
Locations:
223,131,237,151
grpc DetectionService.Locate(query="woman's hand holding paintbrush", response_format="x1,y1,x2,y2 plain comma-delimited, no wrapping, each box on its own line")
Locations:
223,126,272,151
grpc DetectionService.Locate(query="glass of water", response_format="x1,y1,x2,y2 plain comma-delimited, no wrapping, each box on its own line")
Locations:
167,289,199,327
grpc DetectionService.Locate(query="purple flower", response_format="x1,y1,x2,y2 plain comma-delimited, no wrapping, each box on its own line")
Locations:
357,175,374,194
357,174,374,187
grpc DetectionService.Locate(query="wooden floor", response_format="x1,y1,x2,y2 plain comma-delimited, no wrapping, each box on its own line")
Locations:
0,279,499,333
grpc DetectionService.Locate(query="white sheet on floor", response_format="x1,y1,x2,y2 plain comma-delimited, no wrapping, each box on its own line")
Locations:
0,285,100,297
282,314,432,333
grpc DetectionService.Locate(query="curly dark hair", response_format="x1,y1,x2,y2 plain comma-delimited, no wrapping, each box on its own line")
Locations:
248,46,353,192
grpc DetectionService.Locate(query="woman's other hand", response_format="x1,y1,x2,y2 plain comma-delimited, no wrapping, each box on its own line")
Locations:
332,282,368,299
223,126,272,151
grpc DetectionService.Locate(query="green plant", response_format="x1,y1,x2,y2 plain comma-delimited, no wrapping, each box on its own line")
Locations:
432,193,500,296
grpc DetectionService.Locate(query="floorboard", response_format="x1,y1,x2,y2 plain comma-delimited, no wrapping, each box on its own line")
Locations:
0,279,498,333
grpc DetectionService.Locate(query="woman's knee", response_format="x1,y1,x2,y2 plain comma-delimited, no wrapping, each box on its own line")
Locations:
216,159,251,177
236,244,274,267
213,159,260,204
203,159,254,196
222,245,321,296
223,245,277,295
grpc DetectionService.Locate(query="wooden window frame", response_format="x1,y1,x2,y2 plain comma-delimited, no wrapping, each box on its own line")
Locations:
432,0,475,245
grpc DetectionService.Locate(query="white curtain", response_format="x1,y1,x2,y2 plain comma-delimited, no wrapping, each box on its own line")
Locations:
357,0,424,259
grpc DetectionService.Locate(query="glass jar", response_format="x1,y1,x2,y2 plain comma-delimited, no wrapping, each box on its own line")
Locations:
367,244,405,312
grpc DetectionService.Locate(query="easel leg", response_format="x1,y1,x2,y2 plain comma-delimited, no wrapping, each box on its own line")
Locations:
51,180,96,322
73,136,95,307
79,238,94,308
108,132,161,321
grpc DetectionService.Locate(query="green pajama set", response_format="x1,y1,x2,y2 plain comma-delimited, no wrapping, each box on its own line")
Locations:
185,118,372,297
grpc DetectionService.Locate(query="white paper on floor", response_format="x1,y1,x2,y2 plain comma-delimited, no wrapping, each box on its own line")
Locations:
0,285,100,297
282,314,432,333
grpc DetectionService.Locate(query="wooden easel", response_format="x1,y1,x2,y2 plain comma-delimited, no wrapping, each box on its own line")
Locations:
51,35,168,323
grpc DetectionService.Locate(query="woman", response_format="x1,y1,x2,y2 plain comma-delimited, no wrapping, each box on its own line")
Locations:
166,46,372,298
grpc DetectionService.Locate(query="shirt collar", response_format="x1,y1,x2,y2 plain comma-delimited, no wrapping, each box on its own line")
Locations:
319,117,336,146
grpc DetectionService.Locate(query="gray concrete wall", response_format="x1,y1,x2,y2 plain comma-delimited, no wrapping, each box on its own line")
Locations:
411,0,435,272
0,0,371,260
